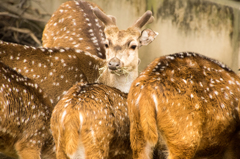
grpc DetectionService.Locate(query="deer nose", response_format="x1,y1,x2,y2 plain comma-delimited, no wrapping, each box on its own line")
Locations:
108,57,121,70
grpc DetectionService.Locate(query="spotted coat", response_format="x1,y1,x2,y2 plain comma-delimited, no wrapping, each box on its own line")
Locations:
0,41,105,106
51,83,131,159
42,0,106,59
128,52,240,159
0,61,55,159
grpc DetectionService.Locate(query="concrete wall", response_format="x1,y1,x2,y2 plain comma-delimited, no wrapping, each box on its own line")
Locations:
37,0,240,73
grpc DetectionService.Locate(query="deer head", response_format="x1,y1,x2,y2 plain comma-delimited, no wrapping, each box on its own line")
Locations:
94,8,158,93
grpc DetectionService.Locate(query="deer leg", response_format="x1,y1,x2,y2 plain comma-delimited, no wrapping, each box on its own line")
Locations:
82,125,112,159
56,148,68,159
130,121,154,159
165,142,197,159
15,140,41,159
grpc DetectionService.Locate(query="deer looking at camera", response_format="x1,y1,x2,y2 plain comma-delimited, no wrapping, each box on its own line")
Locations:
42,0,106,59
0,61,56,159
50,8,158,159
95,8,158,93
128,52,240,159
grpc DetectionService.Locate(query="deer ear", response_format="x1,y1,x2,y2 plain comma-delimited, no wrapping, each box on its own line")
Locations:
139,29,158,46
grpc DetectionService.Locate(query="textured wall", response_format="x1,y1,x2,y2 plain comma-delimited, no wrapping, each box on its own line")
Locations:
40,0,240,73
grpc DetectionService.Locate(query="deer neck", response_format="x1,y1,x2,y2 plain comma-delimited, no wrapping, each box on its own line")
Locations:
100,67,138,93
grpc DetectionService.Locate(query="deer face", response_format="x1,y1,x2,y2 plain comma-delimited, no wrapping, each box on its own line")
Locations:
103,27,140,74
94,8,158,76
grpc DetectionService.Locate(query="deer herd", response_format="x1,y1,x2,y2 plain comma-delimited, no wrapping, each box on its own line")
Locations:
0,0,239,159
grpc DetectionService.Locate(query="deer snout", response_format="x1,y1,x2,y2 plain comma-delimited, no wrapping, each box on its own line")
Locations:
108,57,121,70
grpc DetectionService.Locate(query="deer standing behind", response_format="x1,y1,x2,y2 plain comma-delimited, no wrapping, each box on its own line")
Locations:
42,0,106,59
50,8,158,159
0,41,105,106
0,61,56,159
128,52,240,159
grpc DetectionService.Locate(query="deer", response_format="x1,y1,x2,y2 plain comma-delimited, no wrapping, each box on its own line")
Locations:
44,0,158,93
0,61,56,159
0,41,105,106
50,8,158,159
127,52,240,159
42,0,106,59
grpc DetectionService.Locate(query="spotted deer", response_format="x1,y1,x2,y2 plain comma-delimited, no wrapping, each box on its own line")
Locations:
50,9,158,159
128,52,240,159
42,0,106,59
0,41,104,106
0,61,56,159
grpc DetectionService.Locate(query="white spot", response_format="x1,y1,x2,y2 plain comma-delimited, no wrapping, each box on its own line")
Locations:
152,94,158,112
195,104,199,109
135,93,142,107
190,94,194,98
221,103,225,109
79,113,83,129
61,110,67,125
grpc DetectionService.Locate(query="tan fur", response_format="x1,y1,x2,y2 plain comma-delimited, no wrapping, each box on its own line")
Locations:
128,52,240,159
51,83,131,159
0,62,55,159
94,9,158,93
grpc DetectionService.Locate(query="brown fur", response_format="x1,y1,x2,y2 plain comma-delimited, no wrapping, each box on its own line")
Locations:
51,83,132,159
0,62,55,159
0,41,105,106
128,52,240,159
42,0,106,59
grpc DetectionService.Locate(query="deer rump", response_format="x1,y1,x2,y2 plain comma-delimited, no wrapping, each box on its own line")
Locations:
128,52,240,159
51,83,132,159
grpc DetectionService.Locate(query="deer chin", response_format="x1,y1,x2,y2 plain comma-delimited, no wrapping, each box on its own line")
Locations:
109,67,129,76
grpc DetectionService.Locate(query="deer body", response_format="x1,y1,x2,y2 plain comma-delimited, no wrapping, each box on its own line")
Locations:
42,0,106,59
50,8,158,159
0,41,104,106
128,52,240,159
51,83,131,159
0,62,55,159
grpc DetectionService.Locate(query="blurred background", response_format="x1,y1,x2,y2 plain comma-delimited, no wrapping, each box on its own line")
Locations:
0,0,239,74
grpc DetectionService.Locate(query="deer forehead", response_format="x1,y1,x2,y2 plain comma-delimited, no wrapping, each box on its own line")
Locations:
105,27,141,45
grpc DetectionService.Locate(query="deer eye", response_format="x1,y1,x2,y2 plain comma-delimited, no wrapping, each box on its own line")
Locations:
130,45,137,50
129,41,138,50
104,39,109,48
105,43,109,48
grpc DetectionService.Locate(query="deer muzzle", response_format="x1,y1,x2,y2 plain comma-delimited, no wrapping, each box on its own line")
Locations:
108,57,121,70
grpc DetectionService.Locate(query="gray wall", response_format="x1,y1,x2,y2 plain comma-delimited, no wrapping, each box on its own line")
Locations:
37,0,240,73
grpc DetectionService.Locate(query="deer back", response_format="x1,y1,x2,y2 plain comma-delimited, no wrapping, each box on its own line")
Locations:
51,83,131,159
128,52,240,158
0,61,55,159
42,0,106,59
0,41,105,106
